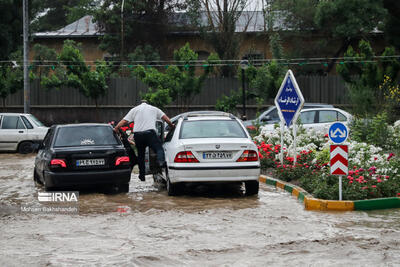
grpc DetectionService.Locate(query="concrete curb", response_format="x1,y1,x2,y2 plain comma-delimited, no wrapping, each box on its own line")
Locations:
259,175,400,211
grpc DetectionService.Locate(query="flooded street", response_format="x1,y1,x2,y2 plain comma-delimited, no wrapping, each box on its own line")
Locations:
1,154,400,266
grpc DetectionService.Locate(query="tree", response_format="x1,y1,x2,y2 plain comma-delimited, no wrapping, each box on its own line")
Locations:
0,64,23,111
41,40,111,118
269,0,387,73
94,0,184,59
187,0,256,77
383,0,400,50
133,43,217,110
337,40,400,117
30,44,58,83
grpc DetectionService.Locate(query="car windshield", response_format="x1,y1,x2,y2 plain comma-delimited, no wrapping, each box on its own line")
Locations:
27,114,45,127
180,120,247,139
54,126,120,147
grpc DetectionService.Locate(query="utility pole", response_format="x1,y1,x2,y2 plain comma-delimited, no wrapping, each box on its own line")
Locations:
121,0,125,61
23,0,30,113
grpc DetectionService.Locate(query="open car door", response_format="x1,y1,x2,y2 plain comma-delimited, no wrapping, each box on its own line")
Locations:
144,120,164,175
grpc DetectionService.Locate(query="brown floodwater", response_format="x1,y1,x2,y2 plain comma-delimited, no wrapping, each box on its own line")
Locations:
1,153,400,266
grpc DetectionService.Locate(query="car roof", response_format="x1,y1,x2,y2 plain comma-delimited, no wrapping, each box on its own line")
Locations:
0,113,33,116
54,123,112,128
172,111,237,121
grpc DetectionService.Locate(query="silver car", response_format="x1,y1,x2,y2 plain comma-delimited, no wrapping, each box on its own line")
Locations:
0,113,48,153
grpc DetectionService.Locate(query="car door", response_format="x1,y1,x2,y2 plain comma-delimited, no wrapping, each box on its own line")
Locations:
35,128,53,176
0,115,28,151
298,110,317,131
144,120,165,175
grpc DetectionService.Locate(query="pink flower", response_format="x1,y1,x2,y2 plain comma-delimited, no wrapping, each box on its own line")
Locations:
397,193,400,196
371,185,377,188
349,170,354,175
362,186,368,190
387,153,395,161
377,179,382,183
349,181,353,184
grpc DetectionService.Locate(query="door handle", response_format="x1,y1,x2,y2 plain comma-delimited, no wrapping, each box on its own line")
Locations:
18,131,24,133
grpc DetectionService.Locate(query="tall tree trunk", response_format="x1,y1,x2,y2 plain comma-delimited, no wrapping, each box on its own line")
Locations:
327,38,352,73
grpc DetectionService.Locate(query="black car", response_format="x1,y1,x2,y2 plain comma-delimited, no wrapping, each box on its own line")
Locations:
34,124,132,192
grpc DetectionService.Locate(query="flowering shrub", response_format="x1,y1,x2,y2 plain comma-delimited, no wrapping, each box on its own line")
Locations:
254,122,400,200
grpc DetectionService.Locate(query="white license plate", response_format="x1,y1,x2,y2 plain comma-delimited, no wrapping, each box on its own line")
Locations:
203,151,232,159
76,159,105,166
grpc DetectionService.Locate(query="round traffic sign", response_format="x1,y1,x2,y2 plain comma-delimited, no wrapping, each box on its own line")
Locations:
328,122,349,143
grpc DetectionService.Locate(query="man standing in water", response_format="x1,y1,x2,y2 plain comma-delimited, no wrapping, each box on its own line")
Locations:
114,100,175,181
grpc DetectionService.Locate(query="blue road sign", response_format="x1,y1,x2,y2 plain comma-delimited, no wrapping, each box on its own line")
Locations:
274,70,305,127
329,122,349,143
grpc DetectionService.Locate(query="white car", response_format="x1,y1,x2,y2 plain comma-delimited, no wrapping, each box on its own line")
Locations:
149,111,260,196
260,107,353,133
0,113,48,153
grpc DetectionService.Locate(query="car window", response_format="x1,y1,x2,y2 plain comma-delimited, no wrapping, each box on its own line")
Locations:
164,127,175,142
319,110,339,123
262,109,279,121
299,111,316,124
1,116,26,129
21,116,33,129
42,129,53,148
26,114,44,127
54,126,120,147
180,120,247,139
338,112,347,122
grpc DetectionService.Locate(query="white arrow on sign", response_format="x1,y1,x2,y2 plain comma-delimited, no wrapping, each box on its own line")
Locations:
330,161,348,175
330,128,347,138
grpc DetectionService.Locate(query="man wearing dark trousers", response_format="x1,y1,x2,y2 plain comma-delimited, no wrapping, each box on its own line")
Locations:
114,100,174,181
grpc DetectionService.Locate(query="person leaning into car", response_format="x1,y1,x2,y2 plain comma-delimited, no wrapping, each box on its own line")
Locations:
114,100,175,182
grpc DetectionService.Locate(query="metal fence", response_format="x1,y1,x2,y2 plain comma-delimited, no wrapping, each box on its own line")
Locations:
3,75,349,124
4,75,349,107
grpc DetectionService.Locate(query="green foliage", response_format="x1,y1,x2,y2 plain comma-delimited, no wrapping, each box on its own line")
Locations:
350,112,398,151
94,0,183,56
337,40,400,116
41,40,110,107
31,44,58,81
314,0,386,38
215,90,241,113
0,64,23,109
128,45,160,63
133,43,214,110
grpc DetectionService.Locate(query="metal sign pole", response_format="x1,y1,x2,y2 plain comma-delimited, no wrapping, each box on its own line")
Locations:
339,175,342,201
293,122,297,166
280,120,284,164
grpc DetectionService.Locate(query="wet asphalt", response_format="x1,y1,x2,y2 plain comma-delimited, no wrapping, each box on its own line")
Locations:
1,153,400,266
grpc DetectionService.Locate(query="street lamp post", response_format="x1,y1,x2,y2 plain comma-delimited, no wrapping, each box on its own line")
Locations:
240,59,249,120
23,0,30,113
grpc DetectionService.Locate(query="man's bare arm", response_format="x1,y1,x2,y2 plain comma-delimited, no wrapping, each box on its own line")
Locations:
161,115,175,129
114,119,129,132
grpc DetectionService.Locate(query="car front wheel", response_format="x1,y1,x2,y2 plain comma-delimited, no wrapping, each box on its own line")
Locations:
245,180,259,196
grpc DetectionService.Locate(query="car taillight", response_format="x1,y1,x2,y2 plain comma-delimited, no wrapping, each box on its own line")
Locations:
115,156,130,166
174,151,199,163
237,150,258,162
50,159,67,168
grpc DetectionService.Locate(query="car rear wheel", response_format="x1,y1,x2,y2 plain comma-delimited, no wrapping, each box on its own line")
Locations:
245,180,259,196
166,176,182,196
109,183,129,194
18,141,33,154
33,167,43,185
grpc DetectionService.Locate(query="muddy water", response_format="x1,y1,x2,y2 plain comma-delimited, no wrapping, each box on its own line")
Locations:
1,154,400,266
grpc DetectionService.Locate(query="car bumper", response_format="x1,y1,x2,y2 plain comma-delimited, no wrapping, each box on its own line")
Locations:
167,165,260,183
44,168,131,188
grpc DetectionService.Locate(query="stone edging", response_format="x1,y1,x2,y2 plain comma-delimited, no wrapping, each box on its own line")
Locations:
259,175,400,211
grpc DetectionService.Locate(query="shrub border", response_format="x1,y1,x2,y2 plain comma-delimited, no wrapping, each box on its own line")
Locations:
259,175,400,211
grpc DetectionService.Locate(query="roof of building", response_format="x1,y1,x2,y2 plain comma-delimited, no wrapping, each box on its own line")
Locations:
33,12,288,39
33,15,102,38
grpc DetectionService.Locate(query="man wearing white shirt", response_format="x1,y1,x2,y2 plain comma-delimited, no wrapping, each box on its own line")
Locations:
114,100,175,181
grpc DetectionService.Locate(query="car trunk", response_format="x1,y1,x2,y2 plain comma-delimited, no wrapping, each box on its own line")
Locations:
179,138,253,163
51,146,128,171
